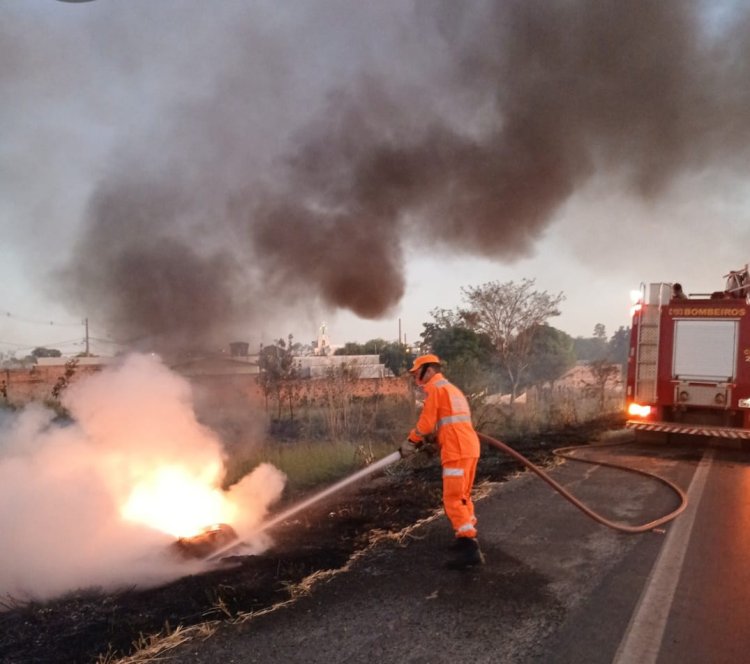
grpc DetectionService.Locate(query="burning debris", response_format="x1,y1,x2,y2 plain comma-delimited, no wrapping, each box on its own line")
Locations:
171,524,239,560
0,353,285,603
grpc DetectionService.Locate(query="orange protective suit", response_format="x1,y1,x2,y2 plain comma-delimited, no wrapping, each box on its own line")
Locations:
408,372,480,539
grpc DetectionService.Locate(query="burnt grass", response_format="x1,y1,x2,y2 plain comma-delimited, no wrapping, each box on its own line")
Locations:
0,416,623,664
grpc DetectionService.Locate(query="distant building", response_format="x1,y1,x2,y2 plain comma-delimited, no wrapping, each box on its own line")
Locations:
294,354,387,379
229,341,250,357
170,354,259,377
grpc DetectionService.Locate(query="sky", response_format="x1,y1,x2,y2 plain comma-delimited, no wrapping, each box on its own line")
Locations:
3,0,750,358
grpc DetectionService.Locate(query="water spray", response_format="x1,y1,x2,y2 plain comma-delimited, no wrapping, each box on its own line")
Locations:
206,450,402,561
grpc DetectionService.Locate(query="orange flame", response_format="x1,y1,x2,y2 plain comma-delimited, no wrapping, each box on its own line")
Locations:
121,464,237,538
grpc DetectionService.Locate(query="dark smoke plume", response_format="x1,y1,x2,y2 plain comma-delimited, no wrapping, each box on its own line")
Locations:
68,177,243,349
57,0,750,349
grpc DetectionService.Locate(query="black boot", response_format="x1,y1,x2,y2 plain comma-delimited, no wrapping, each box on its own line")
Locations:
448,537,465,551
445,537,484,570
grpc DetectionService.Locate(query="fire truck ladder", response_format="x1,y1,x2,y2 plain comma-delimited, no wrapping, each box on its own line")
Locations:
633,283,669,403
724,264,749,297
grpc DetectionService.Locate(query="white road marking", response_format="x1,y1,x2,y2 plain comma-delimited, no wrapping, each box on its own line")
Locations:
613,448,714,664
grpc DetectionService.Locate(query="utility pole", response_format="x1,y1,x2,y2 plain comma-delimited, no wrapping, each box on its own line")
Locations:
398,318,402,345
84,317,89,356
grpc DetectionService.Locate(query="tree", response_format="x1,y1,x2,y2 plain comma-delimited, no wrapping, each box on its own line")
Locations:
336,342,366,356
335,338,410,376
573,324,609,362
258,338,300,420
319,361,364,439
378,342,411,376
31,347,62,358
459,278,565,401
419,308,464,351
419,308,496,397
432,326,494,370
51,359,79,399
608,326,631,370
524,325,576,388
421,308,493,365
584,359,622,412
577,326,629,412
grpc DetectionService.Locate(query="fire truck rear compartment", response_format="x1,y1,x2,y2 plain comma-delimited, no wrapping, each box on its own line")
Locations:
626,276,750,446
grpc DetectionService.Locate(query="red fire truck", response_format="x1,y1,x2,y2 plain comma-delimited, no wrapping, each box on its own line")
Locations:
625,267,750,446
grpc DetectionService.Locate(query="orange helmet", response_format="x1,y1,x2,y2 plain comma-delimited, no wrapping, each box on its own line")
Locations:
409,353,441,374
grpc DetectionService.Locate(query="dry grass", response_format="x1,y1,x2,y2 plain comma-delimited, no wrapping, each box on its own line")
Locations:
103,500,447,664
97,624,213,663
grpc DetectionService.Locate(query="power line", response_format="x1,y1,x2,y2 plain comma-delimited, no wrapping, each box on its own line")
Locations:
0,312,100,354
89,336,129,347
0,340,36,349
1,310,83,327
0,338,86,350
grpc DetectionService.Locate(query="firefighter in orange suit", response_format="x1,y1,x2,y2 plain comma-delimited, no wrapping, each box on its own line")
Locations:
400,354,484,569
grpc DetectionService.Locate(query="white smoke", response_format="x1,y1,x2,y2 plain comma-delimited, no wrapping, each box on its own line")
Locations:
0,353,285,603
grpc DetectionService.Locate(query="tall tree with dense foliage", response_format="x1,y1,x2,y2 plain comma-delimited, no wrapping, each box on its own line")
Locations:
420,308,495,397
421,308,493,365
379,342,411,377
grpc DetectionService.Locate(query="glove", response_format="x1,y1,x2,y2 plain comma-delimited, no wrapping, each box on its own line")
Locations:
399,438,421,459
421,440,439,457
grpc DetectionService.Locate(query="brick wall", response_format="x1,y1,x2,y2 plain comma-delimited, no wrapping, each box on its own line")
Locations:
188,373,413,411
1,364,413,408
1,363,103,406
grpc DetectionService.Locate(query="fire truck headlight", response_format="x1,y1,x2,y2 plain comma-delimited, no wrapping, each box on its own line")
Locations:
715,393,726,405
679,390,690,402
627,403,652,418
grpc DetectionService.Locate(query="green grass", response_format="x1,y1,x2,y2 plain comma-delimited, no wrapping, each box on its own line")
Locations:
221,389,623,498
223,439,397,495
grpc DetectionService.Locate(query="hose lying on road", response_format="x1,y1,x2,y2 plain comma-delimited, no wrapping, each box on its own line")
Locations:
478,433,688,534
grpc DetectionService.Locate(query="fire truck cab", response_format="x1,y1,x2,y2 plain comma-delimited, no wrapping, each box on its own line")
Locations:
626,268,750,447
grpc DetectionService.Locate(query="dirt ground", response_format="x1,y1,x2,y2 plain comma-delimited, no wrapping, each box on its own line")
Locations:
0,418,620,664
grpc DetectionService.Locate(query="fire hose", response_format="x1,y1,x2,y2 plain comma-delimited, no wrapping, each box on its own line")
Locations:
206,432,686,561
478,432,688,533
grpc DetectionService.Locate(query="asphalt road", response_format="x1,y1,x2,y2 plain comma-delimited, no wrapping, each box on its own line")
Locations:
164,437,749,664
652,448,750,664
